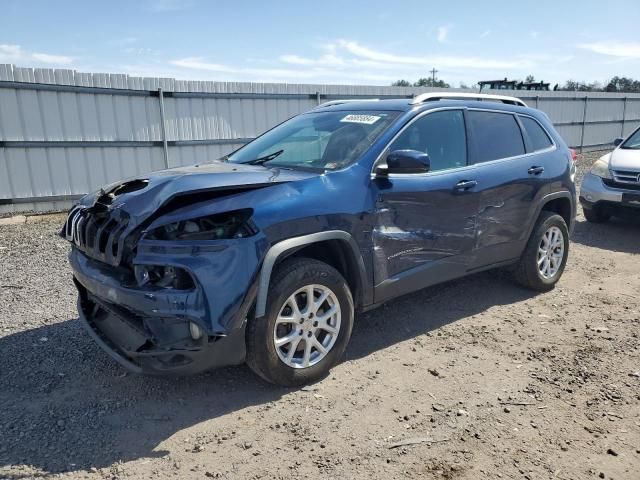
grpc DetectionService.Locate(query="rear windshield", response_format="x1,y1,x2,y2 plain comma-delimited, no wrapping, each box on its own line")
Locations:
227,110,400,170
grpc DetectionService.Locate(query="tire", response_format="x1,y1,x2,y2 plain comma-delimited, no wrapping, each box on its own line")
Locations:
514,211,569,292
583,207,610,223
246,257,354,386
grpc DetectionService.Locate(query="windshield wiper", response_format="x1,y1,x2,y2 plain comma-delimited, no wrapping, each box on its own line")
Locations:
245,149,284,165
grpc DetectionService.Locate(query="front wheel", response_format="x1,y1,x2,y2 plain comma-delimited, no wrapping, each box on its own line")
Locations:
514,211,569,292
246,258,354,386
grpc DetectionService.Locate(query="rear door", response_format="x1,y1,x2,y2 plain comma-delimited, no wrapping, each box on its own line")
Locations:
468,110,553,268
372,108,479,302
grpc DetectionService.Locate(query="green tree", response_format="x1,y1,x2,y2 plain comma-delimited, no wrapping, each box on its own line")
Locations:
413,77,450,88
605,76,640,93
558,80,603,92
525,75,536,83
391,79,411,87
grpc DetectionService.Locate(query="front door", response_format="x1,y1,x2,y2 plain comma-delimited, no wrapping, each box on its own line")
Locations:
372,109,479,303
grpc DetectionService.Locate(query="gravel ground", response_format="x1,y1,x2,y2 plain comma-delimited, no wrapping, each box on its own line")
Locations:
1,151,639,480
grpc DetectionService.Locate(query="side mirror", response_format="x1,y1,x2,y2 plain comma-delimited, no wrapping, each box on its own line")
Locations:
379,149,430,175
613,137,624,147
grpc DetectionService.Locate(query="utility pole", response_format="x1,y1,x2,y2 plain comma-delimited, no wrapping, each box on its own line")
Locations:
430,68,438,84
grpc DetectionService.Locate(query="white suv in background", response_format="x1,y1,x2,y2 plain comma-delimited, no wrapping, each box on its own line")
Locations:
580,127,640,223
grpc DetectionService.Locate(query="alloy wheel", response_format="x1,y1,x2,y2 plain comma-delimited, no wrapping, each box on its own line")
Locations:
273,284,341,369
537,226,564,279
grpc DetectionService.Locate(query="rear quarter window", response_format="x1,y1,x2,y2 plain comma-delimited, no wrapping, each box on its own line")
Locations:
468,110,525,163
519,116,553,152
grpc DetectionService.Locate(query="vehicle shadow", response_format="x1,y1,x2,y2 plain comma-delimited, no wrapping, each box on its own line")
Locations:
347,270,533,362
0,270,535,476
571,216,640,254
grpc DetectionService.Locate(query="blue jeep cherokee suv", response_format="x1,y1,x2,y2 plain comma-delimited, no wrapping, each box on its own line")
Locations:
63,93,576,386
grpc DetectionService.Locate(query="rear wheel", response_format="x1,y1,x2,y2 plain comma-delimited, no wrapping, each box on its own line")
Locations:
246,258,354,386
583,207,610,223
514,211,569,292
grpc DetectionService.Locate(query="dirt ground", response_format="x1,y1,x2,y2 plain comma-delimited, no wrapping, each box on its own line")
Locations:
0,151,638,480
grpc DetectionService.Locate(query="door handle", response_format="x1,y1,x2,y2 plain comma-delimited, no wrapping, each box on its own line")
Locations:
528,166,545,175
454,180,478,191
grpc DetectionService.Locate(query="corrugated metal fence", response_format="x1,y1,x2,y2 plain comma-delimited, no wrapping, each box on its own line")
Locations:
1,64,640,215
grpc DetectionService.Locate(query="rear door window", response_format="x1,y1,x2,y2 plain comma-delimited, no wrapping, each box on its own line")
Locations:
389,109,467,172
468,111,525,163
519,116,553,152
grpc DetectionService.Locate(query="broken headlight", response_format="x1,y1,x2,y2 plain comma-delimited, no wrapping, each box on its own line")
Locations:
147,209,256,241
134,264,195,289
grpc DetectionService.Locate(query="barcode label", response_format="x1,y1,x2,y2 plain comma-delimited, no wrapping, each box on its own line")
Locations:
340,114,381,125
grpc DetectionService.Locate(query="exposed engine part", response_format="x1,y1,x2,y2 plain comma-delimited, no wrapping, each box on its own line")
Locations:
134,264,194,290
146,209,256,241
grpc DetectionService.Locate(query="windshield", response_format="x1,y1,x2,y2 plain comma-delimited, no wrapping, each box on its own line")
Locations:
621,128,640,149
227,110,400,170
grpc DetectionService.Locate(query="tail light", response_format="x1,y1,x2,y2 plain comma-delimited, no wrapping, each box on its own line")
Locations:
568,148,577,182
569,148,577,163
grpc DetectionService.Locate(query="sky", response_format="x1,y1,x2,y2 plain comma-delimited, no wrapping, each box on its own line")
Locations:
1,0,639,87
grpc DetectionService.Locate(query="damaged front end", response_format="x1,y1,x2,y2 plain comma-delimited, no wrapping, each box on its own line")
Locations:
69,229,253,375
62,162,310,374
75,283,245,375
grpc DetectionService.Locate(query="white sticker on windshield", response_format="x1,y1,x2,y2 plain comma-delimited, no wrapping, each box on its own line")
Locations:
340,114,381,125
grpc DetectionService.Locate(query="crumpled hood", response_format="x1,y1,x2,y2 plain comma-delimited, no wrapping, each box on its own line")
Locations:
78,161,318,222
609,148,640,171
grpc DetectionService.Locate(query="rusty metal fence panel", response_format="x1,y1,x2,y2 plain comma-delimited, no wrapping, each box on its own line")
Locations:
1,64,640,215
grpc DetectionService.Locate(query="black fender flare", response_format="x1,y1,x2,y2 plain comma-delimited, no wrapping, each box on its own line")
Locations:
254,230,368,318
527,190,576,240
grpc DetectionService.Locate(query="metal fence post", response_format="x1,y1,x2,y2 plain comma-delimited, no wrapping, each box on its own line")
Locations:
158,87,170,169
316,91,321,105
579,96,589,153
535,95,539,109
621,96,628,138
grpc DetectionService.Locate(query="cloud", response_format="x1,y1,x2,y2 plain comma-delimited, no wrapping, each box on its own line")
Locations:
480,29,491,38
0,44,73,66
335,39,532,69
437,25,450,43
31,53,73,65
166,39,575,85
124,46,161,56
0,44,21,57
170,57,328,80
279,53,345,67
576,41,640,59
170,58,234,72
142,58,396,84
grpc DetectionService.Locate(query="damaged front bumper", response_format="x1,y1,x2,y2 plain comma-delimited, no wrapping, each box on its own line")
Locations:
76,293,245,374
70,243,257,374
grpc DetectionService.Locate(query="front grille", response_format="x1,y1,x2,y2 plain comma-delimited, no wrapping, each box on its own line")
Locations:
611,169,640,183
604,169,640,192
64,205,130,266
603,179,640,191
